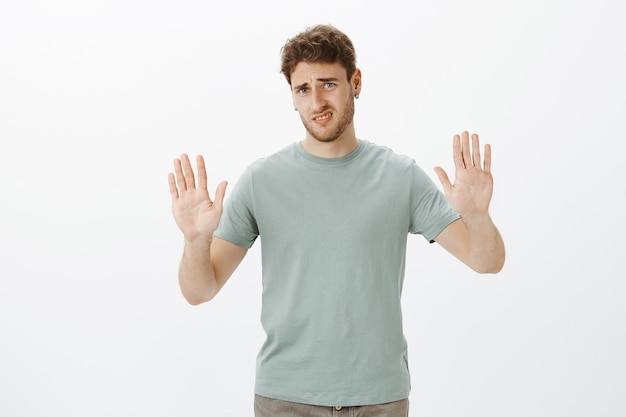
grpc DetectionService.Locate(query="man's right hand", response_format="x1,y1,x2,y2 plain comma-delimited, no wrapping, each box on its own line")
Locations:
168,154,228,243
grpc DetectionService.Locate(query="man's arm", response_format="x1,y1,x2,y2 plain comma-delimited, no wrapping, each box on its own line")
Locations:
178,236,247,305
168,154,248,304
434,216,504,274
433,131,505,274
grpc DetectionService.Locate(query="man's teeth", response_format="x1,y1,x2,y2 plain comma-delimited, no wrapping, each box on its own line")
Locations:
315,113,331,121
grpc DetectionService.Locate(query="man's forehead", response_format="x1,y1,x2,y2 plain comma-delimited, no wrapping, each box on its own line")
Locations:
291,61,346,83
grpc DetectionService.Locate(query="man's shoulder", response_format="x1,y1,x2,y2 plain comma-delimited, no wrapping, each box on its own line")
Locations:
248,142,294,163
361,140,417,169
244,142,299,176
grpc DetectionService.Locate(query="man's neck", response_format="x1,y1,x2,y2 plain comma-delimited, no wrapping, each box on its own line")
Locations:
301,131,359,159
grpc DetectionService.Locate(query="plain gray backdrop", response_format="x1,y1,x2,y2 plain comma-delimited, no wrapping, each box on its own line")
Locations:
1,0,624,416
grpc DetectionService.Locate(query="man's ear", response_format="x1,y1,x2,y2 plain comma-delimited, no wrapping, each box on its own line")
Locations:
352,68,362,97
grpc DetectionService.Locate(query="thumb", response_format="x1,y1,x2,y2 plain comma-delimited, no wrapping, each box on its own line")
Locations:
433,167,452,193
213,181,228,209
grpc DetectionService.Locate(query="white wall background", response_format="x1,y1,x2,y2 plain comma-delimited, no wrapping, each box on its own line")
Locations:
1,0,624,416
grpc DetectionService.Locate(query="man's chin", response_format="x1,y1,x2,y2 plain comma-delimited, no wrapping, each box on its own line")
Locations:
305,127,340,143
313,136,338,143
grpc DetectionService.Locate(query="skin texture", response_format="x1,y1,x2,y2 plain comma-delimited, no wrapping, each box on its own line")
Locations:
168,154,246,304
291,61,362,158
168,62,504,305
433,132,505,273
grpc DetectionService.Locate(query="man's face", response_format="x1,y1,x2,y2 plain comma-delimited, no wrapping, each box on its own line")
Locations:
290,61,360,143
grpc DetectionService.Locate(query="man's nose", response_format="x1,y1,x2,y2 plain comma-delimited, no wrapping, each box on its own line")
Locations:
311,89,327,111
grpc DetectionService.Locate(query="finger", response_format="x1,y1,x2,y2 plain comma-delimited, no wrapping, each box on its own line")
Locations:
483,144,492,173
174,157,186,191
196,155,208,193
181,153,196,190
452,134,464,169
461,131,472,168
471,133,481,168
434,167,452,194
168,172,179,200
213,180,228,209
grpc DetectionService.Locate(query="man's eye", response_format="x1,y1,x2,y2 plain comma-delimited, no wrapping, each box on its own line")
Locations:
298,88,308,94
324,82,335,88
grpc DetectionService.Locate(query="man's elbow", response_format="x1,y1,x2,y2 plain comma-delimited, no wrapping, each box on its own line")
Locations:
185,296,208,306
472,256,505,274
182,288,216,305
474,265,504,274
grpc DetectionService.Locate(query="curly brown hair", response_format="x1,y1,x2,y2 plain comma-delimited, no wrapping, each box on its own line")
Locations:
280,24,357,85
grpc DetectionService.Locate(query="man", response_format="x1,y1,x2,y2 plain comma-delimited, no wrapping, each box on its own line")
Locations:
168,24,504,417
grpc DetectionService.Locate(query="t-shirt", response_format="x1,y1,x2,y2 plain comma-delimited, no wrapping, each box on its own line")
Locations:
214,140,459,406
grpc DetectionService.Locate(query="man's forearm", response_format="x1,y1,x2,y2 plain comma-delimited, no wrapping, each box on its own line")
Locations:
178,237,219,305
464,214,505,274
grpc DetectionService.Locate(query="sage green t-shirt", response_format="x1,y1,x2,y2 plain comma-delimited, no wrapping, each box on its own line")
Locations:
214,140,459,406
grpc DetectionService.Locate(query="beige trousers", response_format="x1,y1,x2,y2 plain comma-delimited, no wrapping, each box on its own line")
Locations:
254,394,409,417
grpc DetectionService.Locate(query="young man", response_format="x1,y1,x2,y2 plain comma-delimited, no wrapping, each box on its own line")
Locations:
168,24,504,417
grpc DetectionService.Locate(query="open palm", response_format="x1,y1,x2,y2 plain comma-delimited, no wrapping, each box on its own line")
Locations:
168,154,227,242
434,132,493,218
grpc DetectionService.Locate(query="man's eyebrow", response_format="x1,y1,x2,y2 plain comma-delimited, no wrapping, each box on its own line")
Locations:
317,77,340,83
293,77,341,91
293,82,309,91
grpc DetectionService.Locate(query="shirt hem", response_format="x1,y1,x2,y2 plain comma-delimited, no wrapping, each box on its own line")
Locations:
254,388,411,408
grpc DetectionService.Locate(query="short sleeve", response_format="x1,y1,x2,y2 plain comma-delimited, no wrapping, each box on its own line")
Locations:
408,162,460,242
214,167,259,248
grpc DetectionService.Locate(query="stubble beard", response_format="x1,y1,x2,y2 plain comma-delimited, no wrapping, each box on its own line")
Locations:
300,98,355,143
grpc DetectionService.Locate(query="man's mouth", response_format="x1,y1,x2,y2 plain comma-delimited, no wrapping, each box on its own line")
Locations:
313,112,332,123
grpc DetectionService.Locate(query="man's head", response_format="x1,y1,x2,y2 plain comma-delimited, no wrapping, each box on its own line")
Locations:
280,24,357,86
281,25,362,145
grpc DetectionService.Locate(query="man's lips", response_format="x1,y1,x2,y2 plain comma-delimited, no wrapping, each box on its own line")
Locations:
312,112,332,124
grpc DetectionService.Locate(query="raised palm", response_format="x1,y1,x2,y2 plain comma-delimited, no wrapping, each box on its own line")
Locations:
168,154,227,242
434,132,494,218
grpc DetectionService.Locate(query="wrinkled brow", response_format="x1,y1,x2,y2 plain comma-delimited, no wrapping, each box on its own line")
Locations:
293,77,341,91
